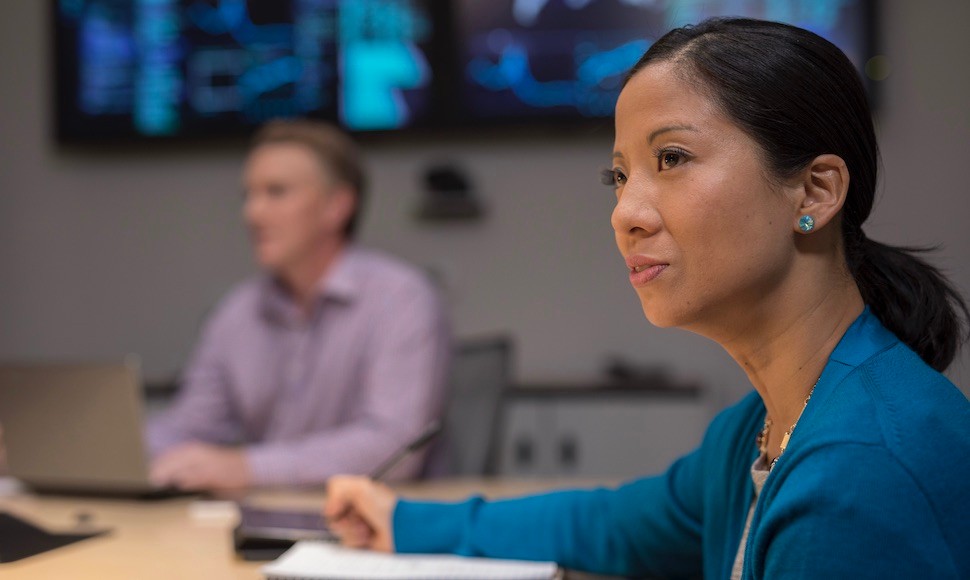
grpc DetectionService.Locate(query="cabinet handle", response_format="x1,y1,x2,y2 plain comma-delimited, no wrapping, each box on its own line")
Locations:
559,436,578,468
514,438,533,468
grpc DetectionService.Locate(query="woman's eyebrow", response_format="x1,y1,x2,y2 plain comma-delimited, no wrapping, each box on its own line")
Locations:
613,124,699,159
648,124,699,144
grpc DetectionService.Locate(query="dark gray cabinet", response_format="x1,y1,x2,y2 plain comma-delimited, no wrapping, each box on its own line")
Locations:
497,387,709,479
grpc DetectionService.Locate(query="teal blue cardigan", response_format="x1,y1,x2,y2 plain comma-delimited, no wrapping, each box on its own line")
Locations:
393,309,970,578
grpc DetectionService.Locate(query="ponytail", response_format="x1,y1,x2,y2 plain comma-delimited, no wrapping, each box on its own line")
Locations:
846,232,969,371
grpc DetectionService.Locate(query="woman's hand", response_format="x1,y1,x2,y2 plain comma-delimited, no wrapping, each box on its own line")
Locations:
324,475,398,552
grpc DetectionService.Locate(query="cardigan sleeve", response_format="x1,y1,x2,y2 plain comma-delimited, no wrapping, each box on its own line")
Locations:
392,447,706,578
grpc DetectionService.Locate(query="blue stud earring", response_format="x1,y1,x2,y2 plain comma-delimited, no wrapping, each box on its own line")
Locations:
798,215,816,233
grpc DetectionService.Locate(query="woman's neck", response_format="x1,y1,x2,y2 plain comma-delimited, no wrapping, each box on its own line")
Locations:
718,268,865,452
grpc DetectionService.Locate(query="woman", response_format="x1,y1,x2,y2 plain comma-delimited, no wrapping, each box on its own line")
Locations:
324,18,970,579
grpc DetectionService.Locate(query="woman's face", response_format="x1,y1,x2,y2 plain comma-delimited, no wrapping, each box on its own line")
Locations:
610,62,801,333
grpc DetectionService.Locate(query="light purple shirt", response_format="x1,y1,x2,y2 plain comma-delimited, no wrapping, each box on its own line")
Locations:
147,246,451,486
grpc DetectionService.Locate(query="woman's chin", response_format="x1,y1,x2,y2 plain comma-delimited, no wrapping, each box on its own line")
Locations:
640,301,680,329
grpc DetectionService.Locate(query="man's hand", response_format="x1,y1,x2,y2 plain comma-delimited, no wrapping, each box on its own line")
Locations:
324,475,398,552
150,442,250,491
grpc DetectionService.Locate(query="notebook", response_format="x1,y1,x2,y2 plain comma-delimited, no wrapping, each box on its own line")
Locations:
261,541,559,580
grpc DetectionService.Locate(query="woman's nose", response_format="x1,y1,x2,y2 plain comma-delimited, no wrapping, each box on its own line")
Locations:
610,180,661,238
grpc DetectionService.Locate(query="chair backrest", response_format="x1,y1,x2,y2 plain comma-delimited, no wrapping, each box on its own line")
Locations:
430,336,512,477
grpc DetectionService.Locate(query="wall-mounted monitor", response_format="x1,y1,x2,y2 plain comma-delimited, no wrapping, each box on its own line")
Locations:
53,0,874,142
54,0,440,140
455,0,873,124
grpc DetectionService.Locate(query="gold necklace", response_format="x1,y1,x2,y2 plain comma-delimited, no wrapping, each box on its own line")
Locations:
757,378,820,471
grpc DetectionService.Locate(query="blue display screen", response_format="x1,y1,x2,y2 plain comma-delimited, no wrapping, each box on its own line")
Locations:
53,0,872,141
458,0,871,121
55,0,435,139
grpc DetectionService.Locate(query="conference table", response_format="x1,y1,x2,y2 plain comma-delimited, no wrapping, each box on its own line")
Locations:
0,477,619,579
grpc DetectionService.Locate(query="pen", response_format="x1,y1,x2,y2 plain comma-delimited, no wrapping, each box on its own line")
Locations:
369,420,442,482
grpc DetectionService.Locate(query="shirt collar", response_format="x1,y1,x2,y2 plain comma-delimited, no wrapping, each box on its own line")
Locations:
317,246,360,303
805,305,899,397
825,306,898,369
757,306,902,472
259,246,361,326
786,306,899,441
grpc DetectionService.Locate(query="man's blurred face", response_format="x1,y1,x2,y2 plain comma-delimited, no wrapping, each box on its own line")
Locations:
242,142,340,273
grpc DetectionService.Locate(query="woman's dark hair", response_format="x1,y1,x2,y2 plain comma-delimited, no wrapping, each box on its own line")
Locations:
624,18,968,371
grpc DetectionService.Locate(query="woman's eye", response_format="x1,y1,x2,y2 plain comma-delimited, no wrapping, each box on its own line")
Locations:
600,168,627,187
655,148,689,171
660,152,681,170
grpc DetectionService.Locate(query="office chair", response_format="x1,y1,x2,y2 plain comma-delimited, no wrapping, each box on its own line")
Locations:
426,336,512,477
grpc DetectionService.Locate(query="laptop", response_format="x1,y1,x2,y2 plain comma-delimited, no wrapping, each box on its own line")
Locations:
0,359,179,497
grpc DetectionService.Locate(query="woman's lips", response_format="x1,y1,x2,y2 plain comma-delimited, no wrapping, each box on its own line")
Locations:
625,255,668,287
629,263,668,286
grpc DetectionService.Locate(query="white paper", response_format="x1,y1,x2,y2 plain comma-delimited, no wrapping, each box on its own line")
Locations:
262,541,557,580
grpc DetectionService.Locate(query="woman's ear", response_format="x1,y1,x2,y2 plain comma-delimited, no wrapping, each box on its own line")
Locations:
792,154,850,234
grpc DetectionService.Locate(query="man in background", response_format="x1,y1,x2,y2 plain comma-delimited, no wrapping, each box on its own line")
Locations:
148,120,450,490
